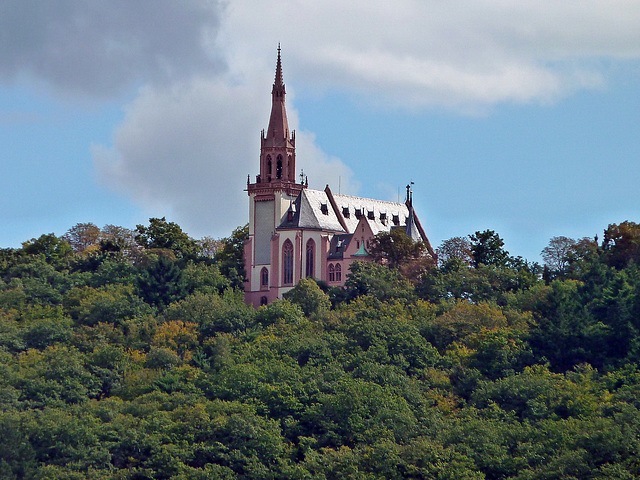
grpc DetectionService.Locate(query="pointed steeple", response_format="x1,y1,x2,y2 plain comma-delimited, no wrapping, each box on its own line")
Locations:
249,46,301,191
266,44,290,145
274,44,284,90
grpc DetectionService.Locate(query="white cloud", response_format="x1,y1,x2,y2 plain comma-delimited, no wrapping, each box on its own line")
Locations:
221,0,640,108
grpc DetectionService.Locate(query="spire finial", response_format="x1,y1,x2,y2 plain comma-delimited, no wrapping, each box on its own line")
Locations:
274,44,284,87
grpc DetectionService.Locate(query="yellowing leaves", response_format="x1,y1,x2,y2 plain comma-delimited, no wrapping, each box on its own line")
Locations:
152,320,198,357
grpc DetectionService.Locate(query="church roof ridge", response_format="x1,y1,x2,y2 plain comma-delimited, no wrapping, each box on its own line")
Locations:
304,188,407,209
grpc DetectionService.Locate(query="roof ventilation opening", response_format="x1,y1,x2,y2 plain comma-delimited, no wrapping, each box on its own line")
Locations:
320,203,329,215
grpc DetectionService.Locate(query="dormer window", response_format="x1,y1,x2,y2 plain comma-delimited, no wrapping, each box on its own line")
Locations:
380,212,387,225
287,210,294,222
392,214,400,226
355,208,362,219
342,207,350,218
320,203,328,215
367,210,375,220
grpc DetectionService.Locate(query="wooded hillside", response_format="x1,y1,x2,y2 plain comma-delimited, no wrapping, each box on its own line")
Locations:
2,219,640,479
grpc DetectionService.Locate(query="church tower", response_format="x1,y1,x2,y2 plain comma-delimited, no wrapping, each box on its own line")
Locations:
245,46,306,306
259,45,298,184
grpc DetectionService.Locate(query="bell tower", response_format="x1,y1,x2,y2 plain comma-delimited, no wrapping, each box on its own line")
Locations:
245,46,305,307
248,45,304,198
258,44,298,184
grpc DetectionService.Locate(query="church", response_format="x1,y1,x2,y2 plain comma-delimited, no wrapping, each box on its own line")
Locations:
244,48,434,307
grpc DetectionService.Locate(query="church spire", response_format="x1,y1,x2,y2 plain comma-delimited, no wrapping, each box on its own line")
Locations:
251,45,299,187
266,44,290,145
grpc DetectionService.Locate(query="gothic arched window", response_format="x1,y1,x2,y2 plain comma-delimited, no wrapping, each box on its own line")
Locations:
260,267,269,289
328,263,335,282
305,239,315,278
276,155,283,179
335,263,342,282
282,240,294,285
267,156,272,174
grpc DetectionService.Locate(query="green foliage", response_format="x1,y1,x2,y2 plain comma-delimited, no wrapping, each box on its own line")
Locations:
469,229,509,268
283,277,331,316
136,256,187,308
22,233,73,264
214,224,248,290
135,217,197,259
417,261,539,305
64,284,151,326
369,228,427,269
254,299,305,328
344,261,415,303
163,290,255,335
602,220,640,268
5,221,640,478
179,260,230,295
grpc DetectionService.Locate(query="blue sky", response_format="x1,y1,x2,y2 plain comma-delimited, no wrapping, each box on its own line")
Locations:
1,1,639,263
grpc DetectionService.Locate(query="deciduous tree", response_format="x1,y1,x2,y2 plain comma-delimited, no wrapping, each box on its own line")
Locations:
469,230,509,268
283,278,331,316
369,228,427,269
135,217,197,259
63,223,102,252
541,236,577,273
437,236,473,267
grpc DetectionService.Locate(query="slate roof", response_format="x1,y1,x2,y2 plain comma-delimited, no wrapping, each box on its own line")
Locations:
331,192,411,235
278,188,345,232
277,188,431,254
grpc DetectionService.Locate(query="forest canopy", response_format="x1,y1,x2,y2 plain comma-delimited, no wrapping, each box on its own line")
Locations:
2,219,640,479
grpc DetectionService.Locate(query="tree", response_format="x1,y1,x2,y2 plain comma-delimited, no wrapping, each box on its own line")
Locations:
135,217,197,259
101,224,141,260
136,256,186,307
437,236,473,267
343,261,415,303
283,278,331,316
21,234,72,263
541,236,577,273
215,225,248,289
63,223,102,253
469,230,509,268
602,221,640,268
369,228,427,270
196,236,224,258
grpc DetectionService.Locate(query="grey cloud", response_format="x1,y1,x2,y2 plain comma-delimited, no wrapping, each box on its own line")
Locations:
0,0,224,97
